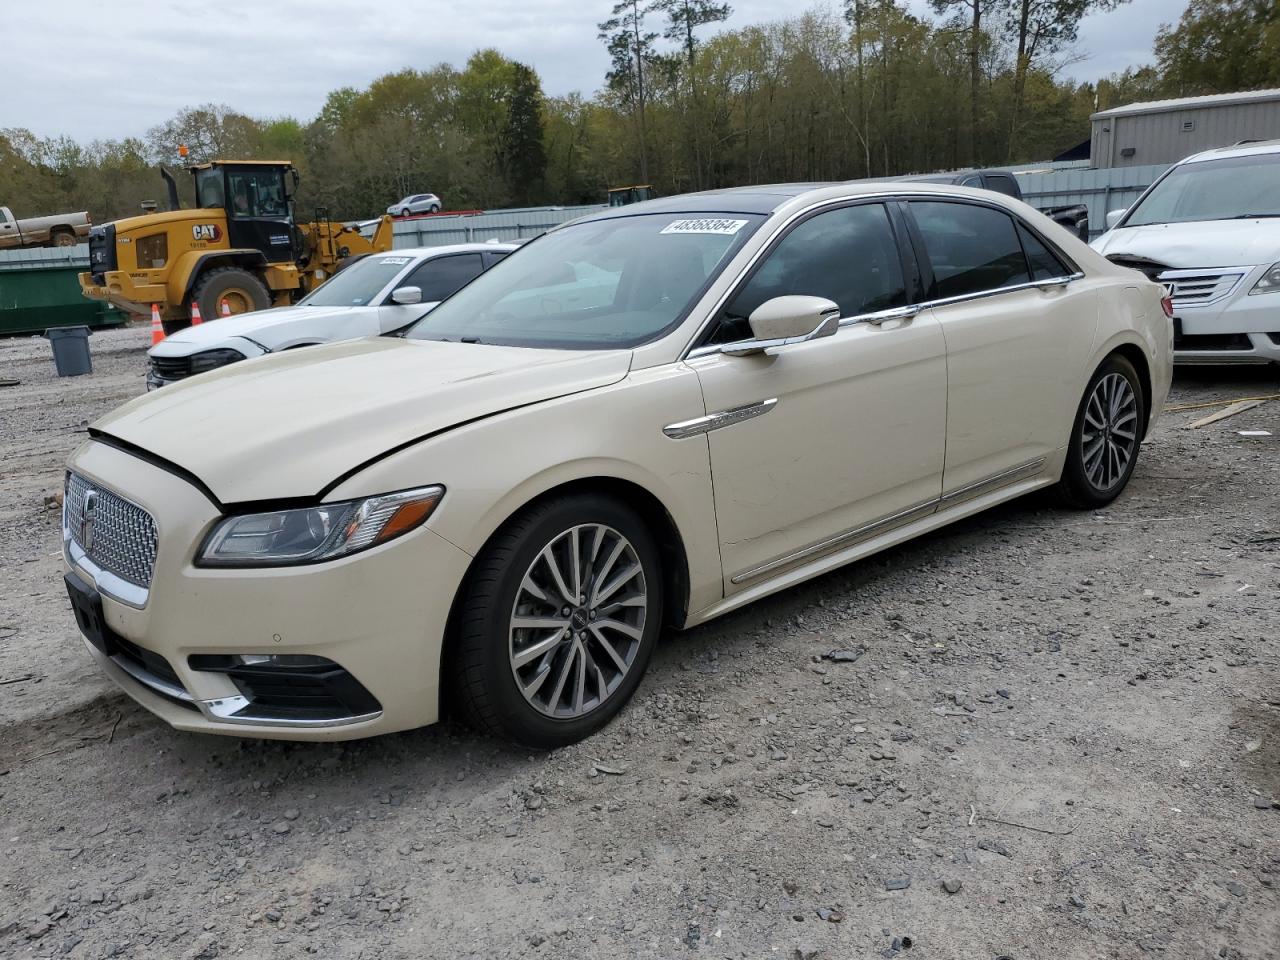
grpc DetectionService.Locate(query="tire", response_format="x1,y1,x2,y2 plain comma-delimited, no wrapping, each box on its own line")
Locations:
190,267,271,321
400,207,412,217
428,204,440,214
1055,353,1146,509
51,228,77,247
448,494,663,748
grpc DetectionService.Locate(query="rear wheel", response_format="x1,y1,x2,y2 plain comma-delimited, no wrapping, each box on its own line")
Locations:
50,228,77,247
1055,354,1146,509
448,494,663,748
428,204,440,214
191,267,271,323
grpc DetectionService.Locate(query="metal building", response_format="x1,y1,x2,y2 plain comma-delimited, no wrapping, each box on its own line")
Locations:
1090,88,1280,168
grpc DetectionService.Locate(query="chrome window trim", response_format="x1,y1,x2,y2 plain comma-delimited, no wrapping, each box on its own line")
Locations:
679,191,1084,361
728,456,1047,585
916,272,1085,312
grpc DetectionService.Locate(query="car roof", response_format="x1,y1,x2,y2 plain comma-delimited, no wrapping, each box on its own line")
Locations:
376,242,519,258
570,180,1026,224
1179,139,1280,165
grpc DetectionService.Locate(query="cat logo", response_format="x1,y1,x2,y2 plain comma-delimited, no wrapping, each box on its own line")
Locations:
192,224,222,242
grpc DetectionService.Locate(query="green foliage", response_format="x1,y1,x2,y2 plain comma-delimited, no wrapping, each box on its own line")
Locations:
2,2,1231,226
1154,0,1280,94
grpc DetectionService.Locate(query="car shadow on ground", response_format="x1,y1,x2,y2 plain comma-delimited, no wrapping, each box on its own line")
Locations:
10,483,1073,799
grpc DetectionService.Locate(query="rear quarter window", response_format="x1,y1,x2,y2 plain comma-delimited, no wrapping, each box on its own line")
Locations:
910,201,1032,298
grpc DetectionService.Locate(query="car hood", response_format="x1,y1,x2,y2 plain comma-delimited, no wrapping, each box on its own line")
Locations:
94,337,633,504
1092,218,1280,268
149,305,368,356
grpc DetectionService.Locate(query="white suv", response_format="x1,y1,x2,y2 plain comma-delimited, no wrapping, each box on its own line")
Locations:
1093,140,1280,363
388,193,442,216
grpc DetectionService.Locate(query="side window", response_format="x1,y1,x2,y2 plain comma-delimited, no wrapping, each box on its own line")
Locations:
960,175,983,188
910,201,1031,299
708,203,906,344
400,254,484,302
1016,222,1069,280
226,170,286,219
984,174,1020,198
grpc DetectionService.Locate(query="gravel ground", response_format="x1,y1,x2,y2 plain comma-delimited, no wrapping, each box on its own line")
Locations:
1,324,1278,960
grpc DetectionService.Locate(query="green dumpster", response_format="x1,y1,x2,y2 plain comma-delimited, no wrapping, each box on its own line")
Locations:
0,262,126,336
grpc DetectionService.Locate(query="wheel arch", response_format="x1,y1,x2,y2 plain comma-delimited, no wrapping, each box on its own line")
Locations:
170,250,269,304
446,474,691,634
1099,340,1153,439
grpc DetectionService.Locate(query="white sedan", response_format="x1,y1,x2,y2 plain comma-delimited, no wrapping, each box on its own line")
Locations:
65,182,1171,747
146,244,516,388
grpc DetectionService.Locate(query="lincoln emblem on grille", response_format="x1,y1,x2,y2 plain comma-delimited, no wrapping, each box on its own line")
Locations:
80,489,98,551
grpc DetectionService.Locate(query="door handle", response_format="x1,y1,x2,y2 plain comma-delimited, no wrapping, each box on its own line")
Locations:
861,304,921,326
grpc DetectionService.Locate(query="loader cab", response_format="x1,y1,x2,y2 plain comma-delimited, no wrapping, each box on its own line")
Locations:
191,161,299,263
607,185,657,207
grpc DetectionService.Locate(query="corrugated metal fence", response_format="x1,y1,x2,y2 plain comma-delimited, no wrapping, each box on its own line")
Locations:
0,167,1169,274
1016,163,1168,238
0,244,89,270
390,205,604,248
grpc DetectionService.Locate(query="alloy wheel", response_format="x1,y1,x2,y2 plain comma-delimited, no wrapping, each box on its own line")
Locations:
508,523,647,719
1081,372,1138,491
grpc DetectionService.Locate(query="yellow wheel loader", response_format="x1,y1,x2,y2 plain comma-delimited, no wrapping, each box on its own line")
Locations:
79,160,394,332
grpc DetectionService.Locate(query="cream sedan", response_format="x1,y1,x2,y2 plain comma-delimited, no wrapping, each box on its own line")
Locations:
61,182,1172,747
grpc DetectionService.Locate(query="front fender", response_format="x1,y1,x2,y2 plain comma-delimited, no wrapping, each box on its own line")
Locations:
325,363,722,619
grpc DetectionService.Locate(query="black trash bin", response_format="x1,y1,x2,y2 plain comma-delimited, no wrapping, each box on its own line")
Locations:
45,325,93,377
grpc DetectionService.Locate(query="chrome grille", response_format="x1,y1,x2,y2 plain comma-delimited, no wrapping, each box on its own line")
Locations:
64,473,158,587
1164,271,1244,305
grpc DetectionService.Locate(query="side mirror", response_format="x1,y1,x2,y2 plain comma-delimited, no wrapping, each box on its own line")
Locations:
723,295,841,357
1105,208,1128,230
390,286,422,305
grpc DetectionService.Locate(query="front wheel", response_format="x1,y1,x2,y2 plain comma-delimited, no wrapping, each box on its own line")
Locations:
400,207,412,217
1055,354,1146,509
448,494,663,748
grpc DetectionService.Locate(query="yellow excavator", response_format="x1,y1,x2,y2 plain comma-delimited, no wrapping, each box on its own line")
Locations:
80,159,394,332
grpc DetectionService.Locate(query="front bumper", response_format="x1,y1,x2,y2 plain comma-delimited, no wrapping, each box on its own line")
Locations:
79,270,171,320
1164,265,1280,363
63,438,472,740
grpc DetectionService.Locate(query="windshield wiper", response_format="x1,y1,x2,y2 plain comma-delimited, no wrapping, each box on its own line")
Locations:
1231,213,1280,219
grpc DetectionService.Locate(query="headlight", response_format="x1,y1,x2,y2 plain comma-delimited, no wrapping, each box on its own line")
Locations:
189,348,247,373
1249,262,1280,295
197,486,444,567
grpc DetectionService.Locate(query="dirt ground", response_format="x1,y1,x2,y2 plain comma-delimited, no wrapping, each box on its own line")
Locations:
1,324,1277,960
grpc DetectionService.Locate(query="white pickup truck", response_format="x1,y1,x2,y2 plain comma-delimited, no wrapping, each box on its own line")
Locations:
0,205,92,249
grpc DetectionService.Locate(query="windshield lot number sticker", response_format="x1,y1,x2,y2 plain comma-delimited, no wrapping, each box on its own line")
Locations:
661,218,748,236
380,257,411,264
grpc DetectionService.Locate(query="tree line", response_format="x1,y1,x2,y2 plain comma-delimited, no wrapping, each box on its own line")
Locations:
0,0,1269,225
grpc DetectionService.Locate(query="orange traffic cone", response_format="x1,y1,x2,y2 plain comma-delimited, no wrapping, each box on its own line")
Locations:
190,301,203,326
219,298,232,318
150,304,164,345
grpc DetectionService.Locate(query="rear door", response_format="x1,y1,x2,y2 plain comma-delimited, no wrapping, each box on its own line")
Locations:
687,201,948,592
904,199,1095,496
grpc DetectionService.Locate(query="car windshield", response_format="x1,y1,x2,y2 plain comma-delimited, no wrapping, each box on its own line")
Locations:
298,255,415,307
1125,153,1280,226
405,212,764,349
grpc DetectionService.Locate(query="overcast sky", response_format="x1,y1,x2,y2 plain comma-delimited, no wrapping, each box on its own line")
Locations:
1,0,1185,143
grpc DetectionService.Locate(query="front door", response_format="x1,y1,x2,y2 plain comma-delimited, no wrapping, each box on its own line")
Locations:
686,202,948,593
905,199,1095,495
